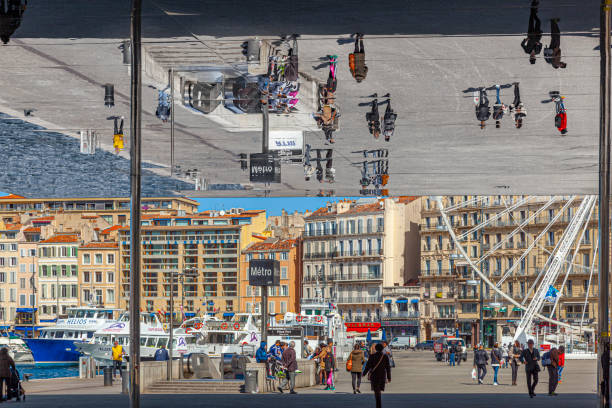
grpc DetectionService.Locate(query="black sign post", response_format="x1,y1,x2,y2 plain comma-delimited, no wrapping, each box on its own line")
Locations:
249,153,281,183
248,259,280,343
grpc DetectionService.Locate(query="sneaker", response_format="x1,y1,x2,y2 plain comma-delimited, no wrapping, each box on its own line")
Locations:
330,387,335,391
323,386,329,390
478,379,483,384
290,391,297,394
494,382,499,386
277,386,284,393
295,370,302,374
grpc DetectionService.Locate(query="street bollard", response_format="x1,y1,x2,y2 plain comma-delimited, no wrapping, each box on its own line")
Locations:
121,367,129,394
103,366,113,386
179,354,184,379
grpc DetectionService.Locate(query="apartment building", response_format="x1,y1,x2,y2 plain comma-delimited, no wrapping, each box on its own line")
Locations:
302,197,421,326
0,221,21,325
239,238,302,318
15,241,38,335
419,195,598,347
381,281,420,340
78,242,120,309
37,233,81,325
118,209,266,315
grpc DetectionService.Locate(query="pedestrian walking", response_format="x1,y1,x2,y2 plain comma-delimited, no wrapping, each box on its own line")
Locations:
283,34,300,82
491,343,502,385
492,85,508,128
520,339,541,398
110,116,125,154
382,341,395,368
502,344,509,368
509,82,526,128
349,343,365,394
545,346,559,396
382,96,397,142
521,0,542,64
349,33,368,82
362,343,391,408
366,96,381,139
154,344,169,361
0,347,16,402
111,341,124,379
473,344,488,384
0,0,27,45
449,343,456,367
558,345,565,384
511,340,522,386
326,54,338,93
278,341,298,394
475,88,491,129
546,18,567,69
554,95,567,135
456,343,462,366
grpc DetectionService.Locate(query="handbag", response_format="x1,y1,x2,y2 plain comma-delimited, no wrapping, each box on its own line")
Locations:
367,354,385,382
327,371,333,386
346,358,353,371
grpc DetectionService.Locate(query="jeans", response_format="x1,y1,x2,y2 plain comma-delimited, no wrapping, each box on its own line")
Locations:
493,366,499,383
511,360,519,384
280,371,296,392
558,366,564,381
495,86,501,105
373,386,383,408
526,367,539,395
351,372,362,390
113,360,123,377
477,364,487,381
449,353,455,366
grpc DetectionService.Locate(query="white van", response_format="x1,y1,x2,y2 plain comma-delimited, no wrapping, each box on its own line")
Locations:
390,336,417,350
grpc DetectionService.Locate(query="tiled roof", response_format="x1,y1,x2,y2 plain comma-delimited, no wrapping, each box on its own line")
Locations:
79,242,118,249
101,225,122,234
24,227,41,233
0,194,26,200
32,216,54,223
3,223,22,231
245,239,297,252
40,234,79,244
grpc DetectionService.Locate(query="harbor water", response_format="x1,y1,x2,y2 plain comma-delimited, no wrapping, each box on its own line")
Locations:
16,364,79,380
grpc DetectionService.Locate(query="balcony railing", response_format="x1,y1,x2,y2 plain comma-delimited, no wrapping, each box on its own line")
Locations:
335,249,383,258
334,273,382,281
383,311,419,319
335,296,382,304
347,316,381,323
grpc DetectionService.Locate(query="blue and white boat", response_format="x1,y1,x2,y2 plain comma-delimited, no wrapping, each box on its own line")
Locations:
23,307,118,365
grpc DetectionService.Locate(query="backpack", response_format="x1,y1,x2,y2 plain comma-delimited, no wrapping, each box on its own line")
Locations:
543,47,554,64
541,351,551,367
555,114,563,128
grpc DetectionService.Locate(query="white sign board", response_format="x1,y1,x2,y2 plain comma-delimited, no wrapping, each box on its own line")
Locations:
176,336,187,354
268,131,303,151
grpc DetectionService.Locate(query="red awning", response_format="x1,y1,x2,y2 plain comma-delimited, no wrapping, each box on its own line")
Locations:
344,322,381,333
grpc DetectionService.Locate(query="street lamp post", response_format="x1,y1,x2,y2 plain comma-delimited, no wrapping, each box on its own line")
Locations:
167,267,197,380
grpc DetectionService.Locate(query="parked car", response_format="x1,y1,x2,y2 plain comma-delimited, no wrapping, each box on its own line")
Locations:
415,341,435,351
433,337,468,361
390,336,417,350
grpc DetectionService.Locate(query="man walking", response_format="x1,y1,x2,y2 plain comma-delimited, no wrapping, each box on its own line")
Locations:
492,85,507,128
349,33,368,82
278,341,298,394
366,96,381,139
473,344,488,384
548,18,567,69
547,347,559,396
456,343,462,366
382,95,397,142
475,88,491,129
112,340,124,379
520,339,541,398
521,0,542,64
449,343,456,367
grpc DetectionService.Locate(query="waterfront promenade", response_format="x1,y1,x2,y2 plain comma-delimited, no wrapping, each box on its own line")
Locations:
16,351,596,407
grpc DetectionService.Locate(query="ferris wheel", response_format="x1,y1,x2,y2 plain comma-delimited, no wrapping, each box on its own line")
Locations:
434,195,598,345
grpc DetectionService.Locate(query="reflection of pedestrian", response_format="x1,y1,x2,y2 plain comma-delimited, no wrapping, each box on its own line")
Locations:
304,144,315,180
521,0,542,64
111,116,125,154
0,0,27,45
492,85,507,128
554,95,567,135
382,98,397,142
326,55,338,93
510,83,526,128
349,33,368,83
366,97,381,139
475,89,490,129
549,19,567,69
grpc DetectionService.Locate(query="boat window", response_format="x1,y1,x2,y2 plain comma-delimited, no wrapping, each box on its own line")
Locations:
171,339,176,348
140,337,147,346
86,311,96,318
55,331,64,338
68,310,76,318
185,336,196,345
98,336,108,344
157,337,168,348
87,331,94,338
146,337,157,347
75,310,86,318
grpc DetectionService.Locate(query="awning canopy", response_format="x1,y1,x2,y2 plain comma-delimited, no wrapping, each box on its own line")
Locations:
39,319,57,323
383,300,392,304
396,299,408,304
184,312,196,317
14,326,44,331
410,299,419,304
512,307,523,312
482,306,493,311
0,325,10,330
16,308,37,313
223,312,235,317
499,307,508,312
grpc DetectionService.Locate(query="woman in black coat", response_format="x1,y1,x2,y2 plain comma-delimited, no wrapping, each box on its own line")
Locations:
363,343,391,408
0,347,16,401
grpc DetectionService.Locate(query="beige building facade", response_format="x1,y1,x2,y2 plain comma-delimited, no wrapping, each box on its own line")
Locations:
78,242,120,309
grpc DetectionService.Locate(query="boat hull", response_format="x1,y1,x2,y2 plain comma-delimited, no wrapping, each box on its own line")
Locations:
23,338,82,364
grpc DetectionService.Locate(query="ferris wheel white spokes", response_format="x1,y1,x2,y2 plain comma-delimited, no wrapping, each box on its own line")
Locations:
435,195,597,345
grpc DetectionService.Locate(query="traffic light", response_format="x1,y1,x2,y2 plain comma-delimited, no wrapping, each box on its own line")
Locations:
104,84,115,107
239,153,248,171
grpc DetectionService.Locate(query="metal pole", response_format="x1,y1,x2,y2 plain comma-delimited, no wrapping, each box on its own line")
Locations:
261,288,268,343
599,2,612,407
56,269,59,320
31,258,35,337
480,279,484,346
169,273,174,380
170,68,175,176
262,82,269,154
129,0,142,406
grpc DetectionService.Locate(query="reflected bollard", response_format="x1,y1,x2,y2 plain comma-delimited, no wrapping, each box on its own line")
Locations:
179,354,184,379
103,366,113,386
122,367,129,394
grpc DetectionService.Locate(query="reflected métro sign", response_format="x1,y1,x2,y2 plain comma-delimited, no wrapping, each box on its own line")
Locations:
249,153,281,183
248,259,280,286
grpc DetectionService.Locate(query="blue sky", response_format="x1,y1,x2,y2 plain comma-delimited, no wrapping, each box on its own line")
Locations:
191,197,355,216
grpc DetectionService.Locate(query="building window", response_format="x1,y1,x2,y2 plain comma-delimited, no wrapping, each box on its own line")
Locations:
83,271,90,283
19,294,26,306
95,254,103,264
19,278,25,289
95,271,103,283
280,301,287,314
107,272,114,283
107,289,115,303
83,254,91,264
107,254,115,264
83,289,91,303
281,285,289,296
269,301,275,314
281,267,288,279
280,252,288,260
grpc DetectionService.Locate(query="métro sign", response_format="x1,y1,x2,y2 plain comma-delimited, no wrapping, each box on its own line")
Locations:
248,259,280,286
249,153,281,183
